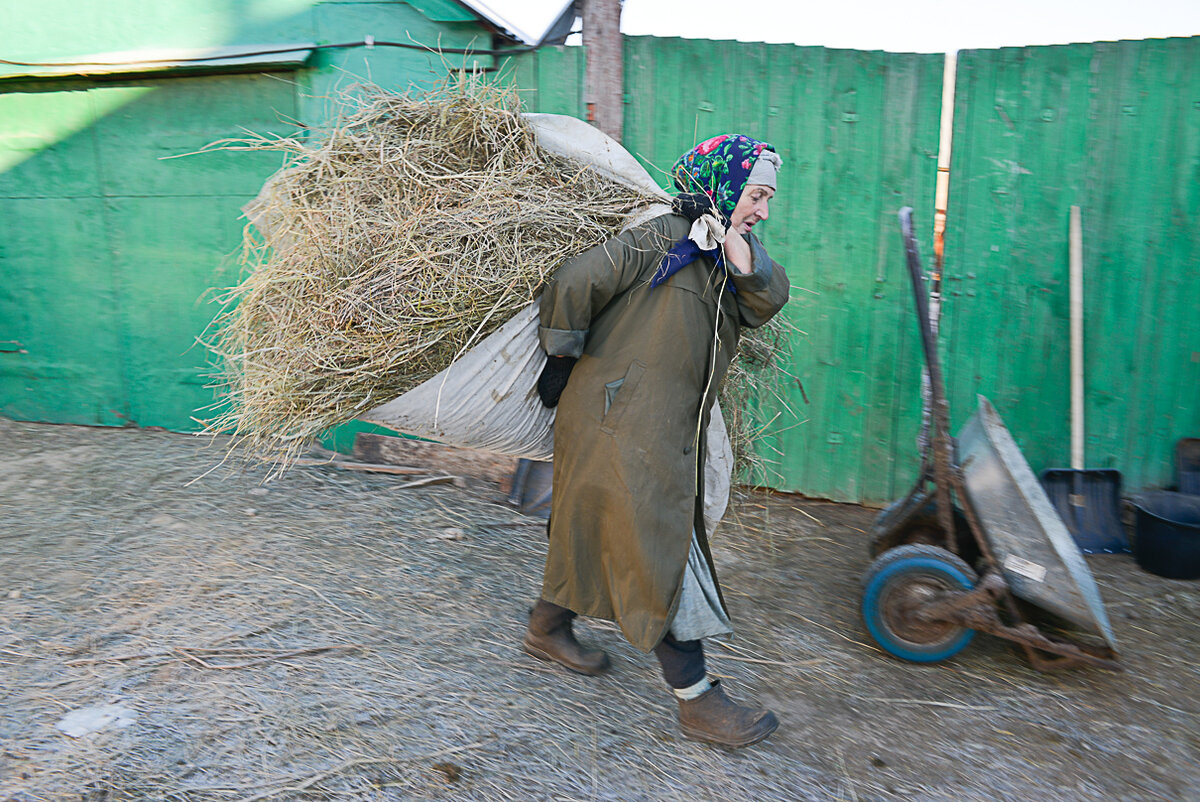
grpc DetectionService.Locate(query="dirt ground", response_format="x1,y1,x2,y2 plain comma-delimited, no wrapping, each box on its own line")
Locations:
1,419,1197,801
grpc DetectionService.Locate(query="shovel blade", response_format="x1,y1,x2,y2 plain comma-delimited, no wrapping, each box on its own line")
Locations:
1040,468,1127,554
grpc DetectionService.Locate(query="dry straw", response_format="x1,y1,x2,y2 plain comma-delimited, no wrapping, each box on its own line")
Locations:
202,76,789,476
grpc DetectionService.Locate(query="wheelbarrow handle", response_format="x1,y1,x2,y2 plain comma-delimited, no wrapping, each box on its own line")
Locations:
897,206,960,550
898,206,942,383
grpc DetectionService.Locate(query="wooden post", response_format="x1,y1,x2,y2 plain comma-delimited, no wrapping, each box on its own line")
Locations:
581,0,623,142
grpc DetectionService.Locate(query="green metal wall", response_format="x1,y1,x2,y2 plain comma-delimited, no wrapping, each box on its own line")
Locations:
509,40,945,502
944,37,1200,494
0,1,493,431
0,77,296,429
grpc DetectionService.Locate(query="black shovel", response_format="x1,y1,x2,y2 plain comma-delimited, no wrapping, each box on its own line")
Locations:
1040,206,1126,553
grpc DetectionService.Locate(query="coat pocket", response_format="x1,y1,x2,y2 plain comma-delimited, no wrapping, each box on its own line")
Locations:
600,359,646,435
603,378,624,416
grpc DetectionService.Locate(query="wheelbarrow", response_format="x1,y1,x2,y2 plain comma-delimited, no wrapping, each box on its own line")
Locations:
862,208,1120,672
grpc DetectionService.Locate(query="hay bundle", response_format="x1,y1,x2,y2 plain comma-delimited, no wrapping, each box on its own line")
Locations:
724,314,800,482
203,80,658,467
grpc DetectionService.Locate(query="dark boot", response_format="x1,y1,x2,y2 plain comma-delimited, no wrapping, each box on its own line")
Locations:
677,679,778,748
523,599,611,676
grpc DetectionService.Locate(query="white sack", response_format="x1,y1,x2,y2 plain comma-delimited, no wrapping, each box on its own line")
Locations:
523,113,672,201
358,114,733,535
361,302,555,460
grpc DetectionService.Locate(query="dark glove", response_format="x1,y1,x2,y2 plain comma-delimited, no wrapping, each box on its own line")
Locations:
672,192,728,228
536,356,577,408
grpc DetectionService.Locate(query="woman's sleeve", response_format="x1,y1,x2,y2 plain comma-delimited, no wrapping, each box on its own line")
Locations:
728,234,790,329
537,218,671,357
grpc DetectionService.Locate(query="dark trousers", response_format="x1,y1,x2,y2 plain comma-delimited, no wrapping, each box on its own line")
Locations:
654,632,707,689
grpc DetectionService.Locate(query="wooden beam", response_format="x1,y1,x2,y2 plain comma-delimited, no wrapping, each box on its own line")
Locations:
352,433,518,486
582,0,623,142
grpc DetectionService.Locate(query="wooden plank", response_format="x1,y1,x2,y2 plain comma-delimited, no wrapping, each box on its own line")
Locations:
857,52,943,502
352,433,518,486
293,458,429,476
770,46,829,496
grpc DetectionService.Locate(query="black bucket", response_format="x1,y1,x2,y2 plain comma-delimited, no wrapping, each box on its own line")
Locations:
1130,491,1200,580
1177,438,1200,495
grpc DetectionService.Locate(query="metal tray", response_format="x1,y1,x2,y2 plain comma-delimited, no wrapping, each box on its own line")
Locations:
956,396,1117,650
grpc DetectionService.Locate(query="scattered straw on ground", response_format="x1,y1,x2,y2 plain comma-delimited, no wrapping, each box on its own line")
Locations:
2,420,1193,801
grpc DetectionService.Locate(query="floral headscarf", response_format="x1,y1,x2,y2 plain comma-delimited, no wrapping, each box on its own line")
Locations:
671,133,778,219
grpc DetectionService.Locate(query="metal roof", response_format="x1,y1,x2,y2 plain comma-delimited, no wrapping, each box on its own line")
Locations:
455,0,577,45
0,44,314,83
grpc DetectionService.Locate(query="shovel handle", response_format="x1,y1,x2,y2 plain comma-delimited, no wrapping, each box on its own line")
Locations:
1070,205,1084,470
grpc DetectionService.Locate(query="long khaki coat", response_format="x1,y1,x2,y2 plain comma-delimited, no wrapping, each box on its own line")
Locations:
538,213,790,652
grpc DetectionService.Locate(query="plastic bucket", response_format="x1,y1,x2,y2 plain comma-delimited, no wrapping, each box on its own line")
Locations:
1130,491,1200,580
1177,438,1200,495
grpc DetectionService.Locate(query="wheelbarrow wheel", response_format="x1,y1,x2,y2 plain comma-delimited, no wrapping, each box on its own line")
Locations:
861,544,978,663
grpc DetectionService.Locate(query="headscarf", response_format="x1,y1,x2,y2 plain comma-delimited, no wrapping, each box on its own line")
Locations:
671,134,778,221
650,133,779,290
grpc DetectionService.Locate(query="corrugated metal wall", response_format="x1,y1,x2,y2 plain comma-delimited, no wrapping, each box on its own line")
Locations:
944,36,1200,493
510,39,946,502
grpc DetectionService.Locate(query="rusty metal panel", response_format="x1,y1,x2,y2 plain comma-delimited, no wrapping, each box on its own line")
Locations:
945,37,1200,495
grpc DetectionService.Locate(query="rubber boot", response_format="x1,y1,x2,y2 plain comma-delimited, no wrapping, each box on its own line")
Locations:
677,679,778,747
523,600,611,676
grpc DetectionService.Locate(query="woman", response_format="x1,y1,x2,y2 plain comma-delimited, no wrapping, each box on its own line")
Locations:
525,134,789,748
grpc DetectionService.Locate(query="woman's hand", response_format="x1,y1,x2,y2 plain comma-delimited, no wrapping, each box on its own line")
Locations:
722,233,753,274
671,193,727,227
537,355,577,408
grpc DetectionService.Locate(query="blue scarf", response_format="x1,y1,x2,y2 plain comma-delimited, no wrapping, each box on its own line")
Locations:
650,237,734,293
652,133,776,291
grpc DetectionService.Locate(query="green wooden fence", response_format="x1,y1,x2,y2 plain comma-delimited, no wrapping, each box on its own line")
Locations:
944,36,1200,494
509,40,946,502
3,21,1196,502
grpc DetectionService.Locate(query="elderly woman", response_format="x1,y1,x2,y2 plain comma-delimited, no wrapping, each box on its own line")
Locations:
525,134,789,748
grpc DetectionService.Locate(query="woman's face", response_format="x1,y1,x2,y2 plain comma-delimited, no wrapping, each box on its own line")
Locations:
730,184,775,235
